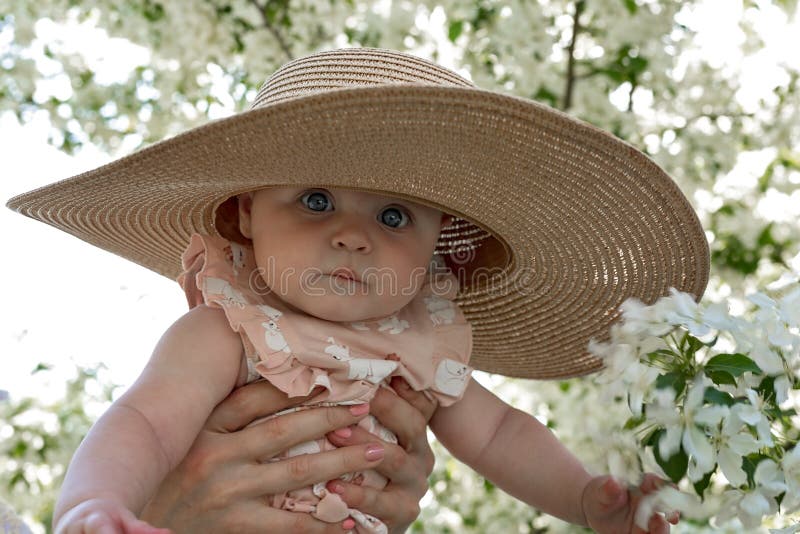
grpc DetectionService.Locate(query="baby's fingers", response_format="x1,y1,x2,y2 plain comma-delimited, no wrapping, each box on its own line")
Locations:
633,514,669,534
72,511,117,534
58,504,120,534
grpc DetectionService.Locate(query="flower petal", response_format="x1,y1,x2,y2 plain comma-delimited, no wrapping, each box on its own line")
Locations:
739,492,771,529
718,446,747,487
659,425,683,459
683,425,715,474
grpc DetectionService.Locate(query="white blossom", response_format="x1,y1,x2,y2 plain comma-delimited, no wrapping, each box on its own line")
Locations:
712,413,761,487
782,446,800,513
731,389,774,447
647,377,724,479
715,460,787,529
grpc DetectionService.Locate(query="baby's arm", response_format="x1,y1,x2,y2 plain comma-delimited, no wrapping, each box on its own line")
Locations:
432,379,677,532
53,305,246,532
430,378,592,526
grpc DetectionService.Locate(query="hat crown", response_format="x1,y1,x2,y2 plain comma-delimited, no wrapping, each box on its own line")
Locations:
252,47,475,109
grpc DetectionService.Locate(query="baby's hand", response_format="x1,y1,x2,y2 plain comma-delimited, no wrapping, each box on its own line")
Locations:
55,498,171,534
581,474,680,534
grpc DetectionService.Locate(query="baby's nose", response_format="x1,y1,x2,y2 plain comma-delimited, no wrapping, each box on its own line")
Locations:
331,224,371,253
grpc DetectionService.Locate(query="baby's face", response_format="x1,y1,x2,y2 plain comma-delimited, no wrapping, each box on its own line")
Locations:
238,187,449,322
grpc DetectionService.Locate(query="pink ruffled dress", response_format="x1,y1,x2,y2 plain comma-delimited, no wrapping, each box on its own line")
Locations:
178,234,473,533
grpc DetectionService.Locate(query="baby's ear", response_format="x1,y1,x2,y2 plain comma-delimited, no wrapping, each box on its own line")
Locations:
238,193,255,239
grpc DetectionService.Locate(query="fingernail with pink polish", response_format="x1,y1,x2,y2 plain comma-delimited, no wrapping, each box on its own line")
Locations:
365,443,384,461
349,403,369,416
342,518,356,530
333,426,352,438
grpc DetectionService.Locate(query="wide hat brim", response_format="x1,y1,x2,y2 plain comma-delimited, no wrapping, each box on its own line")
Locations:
7,84,710,379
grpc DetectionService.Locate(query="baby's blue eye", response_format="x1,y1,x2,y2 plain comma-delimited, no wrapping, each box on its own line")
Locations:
380,207,409,229
301,191,332,212
301,190,409,228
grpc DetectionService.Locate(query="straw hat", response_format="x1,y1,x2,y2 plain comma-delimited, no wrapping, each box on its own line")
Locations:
6,47,709,379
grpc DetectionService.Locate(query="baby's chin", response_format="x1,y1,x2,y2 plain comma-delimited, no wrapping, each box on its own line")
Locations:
272,280,421,322
285,292,413,323
298,301,402,323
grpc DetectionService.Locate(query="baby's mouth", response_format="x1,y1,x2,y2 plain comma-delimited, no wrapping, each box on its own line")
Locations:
329,267,362,283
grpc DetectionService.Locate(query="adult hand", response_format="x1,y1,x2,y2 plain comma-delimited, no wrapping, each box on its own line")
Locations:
140,377,436,533
324,377,438,533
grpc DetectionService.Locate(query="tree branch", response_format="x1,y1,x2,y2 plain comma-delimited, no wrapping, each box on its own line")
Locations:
562,0,585,111
249,0,294,61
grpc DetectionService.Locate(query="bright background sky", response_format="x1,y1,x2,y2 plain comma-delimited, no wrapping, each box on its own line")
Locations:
2,0,799,404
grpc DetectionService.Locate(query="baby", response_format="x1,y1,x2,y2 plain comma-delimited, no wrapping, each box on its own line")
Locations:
7,47,707,534
50,186,674,534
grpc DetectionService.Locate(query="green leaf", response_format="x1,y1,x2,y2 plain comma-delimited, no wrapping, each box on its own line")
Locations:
683,333,705,358
9,471,27,489
742,454,770,486
704,388,735,406
10,439,27,458
648,348,679,361
757,163,773,192
756,375,776,404
655,371,687,396
704,369,737,387
716,204,736,216
534,86,559,108
653,437,689,484
624,415,645,430
473,5,497,27
621,0,638,14
706,353,763,378
757,223,777,247
142,0,165,22
643,427,661,447
693,469,713,496
448,20,464,42
32,362,52,374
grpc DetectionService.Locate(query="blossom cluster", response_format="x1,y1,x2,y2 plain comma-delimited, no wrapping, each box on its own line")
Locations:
590,281,800,530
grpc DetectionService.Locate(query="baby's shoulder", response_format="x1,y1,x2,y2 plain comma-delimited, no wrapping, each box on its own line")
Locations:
162,304,241,353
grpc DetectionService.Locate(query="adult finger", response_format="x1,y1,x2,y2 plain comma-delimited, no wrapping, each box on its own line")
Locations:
370,385,429,451
328,426,427,490
239,442,387,496
238,404,372,462
324,480,420,530
388,377,438,423
181,500,350,534
206,380,320,432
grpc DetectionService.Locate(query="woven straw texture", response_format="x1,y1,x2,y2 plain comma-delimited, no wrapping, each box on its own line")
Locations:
6,48,710,379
